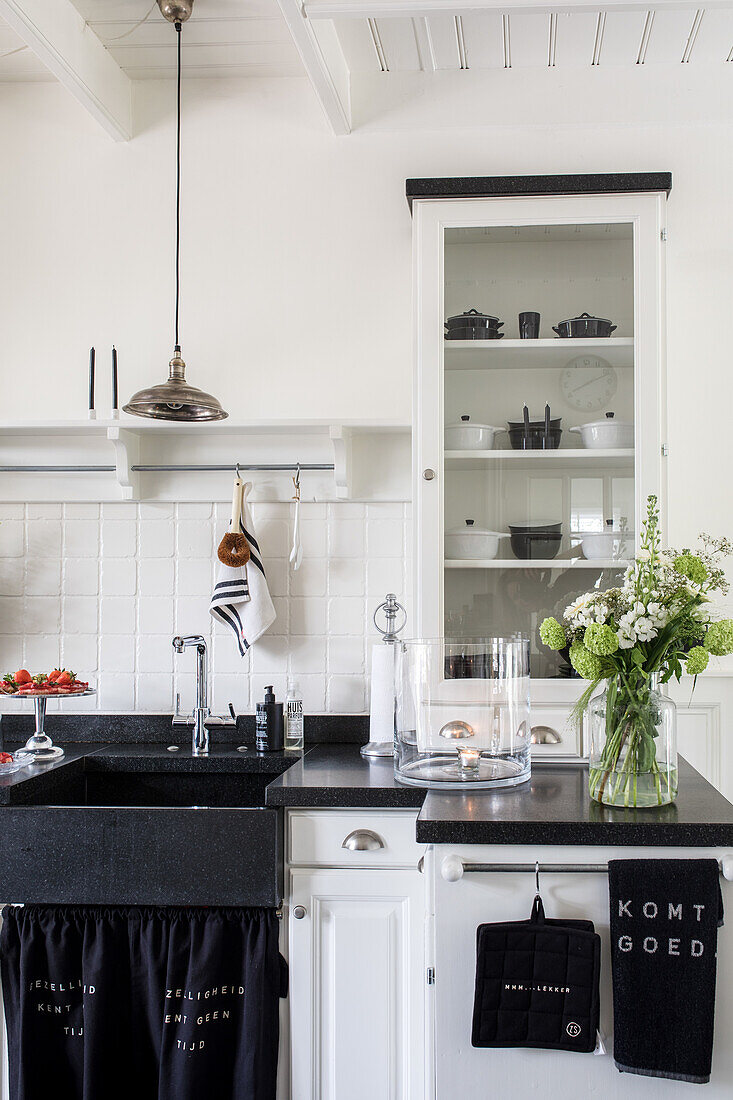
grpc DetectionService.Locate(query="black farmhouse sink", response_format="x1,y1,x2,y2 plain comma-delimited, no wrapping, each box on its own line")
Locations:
0,747,293,909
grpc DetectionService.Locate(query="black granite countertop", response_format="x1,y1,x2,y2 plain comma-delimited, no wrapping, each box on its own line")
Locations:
416,759,733,846
265,744,426,808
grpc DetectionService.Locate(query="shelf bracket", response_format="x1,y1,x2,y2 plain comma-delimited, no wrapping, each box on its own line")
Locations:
330,425,353,499
107,426,140,500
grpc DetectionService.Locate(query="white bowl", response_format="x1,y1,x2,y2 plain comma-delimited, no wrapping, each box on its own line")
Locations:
445,522,509,560
570,417,634,449
580,531,634,561
445,418,504,451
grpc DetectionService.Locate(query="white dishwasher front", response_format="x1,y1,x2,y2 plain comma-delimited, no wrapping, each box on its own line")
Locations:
428,843,733,1100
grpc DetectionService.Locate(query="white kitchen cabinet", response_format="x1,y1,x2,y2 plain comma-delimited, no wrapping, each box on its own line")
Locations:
427,842,733,1099
412,189,668,756
287,811,426,1100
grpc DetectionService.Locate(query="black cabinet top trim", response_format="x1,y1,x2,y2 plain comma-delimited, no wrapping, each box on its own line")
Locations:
406,172,672,210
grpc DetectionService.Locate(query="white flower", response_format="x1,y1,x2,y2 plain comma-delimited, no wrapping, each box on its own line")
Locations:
618,632,636,650
637,549,651,561
634,617,657,642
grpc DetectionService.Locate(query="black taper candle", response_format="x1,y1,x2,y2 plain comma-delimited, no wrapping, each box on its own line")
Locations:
88,347,95,411
112,346,118,410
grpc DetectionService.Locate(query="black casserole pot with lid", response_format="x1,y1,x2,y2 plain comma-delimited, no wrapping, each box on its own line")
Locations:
552,313,617,338
445,309,504,340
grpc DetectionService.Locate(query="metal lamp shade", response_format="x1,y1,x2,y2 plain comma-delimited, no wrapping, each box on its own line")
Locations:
123,349,227,422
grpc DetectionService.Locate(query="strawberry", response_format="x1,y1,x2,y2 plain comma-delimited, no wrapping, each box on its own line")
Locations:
14,670,31,685
0,752,14,764
47,670,62,683
56,671,72,686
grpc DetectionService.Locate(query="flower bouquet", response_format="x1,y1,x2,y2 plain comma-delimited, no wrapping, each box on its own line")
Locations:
540,496,733,807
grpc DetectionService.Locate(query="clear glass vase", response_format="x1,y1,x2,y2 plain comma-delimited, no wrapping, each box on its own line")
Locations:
587,674,677,808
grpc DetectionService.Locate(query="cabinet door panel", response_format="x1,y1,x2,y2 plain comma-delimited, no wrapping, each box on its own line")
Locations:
289,868,425,1100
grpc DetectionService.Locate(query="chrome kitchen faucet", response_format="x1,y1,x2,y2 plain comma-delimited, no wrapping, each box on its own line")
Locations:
172,635,236,755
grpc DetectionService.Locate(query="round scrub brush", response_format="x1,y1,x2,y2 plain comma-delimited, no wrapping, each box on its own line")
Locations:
218,473,250,566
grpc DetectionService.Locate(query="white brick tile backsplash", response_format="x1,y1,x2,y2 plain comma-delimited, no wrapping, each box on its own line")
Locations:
63,520,100,558
27,520,62,558
100,596,136,634
101,634,135,673
289,597,326,636
139,521,175,558
64,558,100,596
63,596,98,634
25,559,62,597
101,520,136,557
0,558,24,596
138,559,174,597
329,519,364,558
99,673,135,712
138,634,174,673
138,596,174,635
24,634,62,669
0,522,24,557
177,558,212,597
27,504,62,520
7,502,410,713
328,596,366,635
177,521,213,558
0,596,26,635
137,673,173,712
25,595,60,632
101,558,137,597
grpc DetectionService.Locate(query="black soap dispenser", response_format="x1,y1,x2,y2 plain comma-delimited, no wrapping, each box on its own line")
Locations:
256,685,284,752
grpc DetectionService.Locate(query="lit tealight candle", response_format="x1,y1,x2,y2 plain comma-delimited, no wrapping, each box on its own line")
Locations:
458,747,481,777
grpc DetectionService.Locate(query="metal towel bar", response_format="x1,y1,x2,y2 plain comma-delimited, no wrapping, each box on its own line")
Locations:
0,463,334,473
440,856,733,882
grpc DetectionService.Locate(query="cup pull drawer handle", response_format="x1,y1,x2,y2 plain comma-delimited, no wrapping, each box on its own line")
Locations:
341,829,385,852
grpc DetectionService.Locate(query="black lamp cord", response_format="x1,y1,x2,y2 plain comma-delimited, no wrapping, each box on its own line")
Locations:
174,20,182,353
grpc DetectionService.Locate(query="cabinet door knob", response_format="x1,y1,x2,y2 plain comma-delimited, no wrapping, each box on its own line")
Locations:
423,468,436,481
292,905,307,919
341,829,385,852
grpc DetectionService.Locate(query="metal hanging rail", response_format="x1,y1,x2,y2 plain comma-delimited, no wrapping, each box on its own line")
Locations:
0,463,334,474
440,856,733,882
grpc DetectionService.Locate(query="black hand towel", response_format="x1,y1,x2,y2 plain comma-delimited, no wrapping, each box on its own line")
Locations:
472,895,601,1053
609,858,724,1084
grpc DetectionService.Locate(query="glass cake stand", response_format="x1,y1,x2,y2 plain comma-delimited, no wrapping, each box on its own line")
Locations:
6,689,95,761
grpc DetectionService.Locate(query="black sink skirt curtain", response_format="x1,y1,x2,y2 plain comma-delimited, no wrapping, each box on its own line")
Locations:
0,904,287,1100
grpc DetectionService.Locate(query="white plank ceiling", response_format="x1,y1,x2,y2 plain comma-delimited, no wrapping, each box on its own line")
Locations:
332,7,733,73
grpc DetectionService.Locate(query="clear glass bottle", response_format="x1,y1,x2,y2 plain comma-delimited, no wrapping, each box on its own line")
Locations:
588,674,677,808
285,678,304,750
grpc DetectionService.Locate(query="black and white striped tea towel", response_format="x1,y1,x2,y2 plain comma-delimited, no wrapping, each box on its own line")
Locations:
210,481,276,655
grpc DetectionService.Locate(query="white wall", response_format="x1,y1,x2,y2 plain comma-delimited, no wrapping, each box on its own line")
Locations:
1,72,732,551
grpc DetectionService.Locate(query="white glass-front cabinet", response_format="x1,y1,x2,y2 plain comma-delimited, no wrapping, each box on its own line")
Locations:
413,191,667,755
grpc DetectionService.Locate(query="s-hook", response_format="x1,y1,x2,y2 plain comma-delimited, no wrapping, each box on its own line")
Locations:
292,462,301,502
534,860,541,899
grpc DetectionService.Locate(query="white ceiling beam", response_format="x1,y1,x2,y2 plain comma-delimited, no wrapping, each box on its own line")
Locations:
305,0,733,19
0,0,132,141
275,0,351,134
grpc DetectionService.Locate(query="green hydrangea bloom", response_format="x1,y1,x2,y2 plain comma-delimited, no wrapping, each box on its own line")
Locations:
706,619,733,656
584,623,619,657
569,642,603,680
539,617,566,651
674,552,708,586
686,646,709,675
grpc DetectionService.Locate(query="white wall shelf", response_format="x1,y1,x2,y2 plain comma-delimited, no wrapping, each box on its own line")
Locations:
445,448,634,470
0,419,412,503
445,558,631,570
444,337,634,371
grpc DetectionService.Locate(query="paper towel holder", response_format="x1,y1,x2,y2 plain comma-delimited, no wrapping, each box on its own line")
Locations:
361,594,407,760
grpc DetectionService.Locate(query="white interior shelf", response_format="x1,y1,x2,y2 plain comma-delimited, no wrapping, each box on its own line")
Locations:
445,558,631,570
445,448,635,470
443,337,634,370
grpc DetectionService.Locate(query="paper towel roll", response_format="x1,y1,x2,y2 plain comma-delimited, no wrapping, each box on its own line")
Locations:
369,643,395,745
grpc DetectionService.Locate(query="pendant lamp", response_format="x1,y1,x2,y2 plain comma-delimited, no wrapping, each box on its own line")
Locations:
124,0,227,422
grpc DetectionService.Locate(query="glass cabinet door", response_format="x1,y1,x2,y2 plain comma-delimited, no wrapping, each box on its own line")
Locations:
414,193,665,686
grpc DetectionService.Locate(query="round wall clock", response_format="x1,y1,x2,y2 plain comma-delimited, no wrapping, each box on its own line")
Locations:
560,356,618,412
